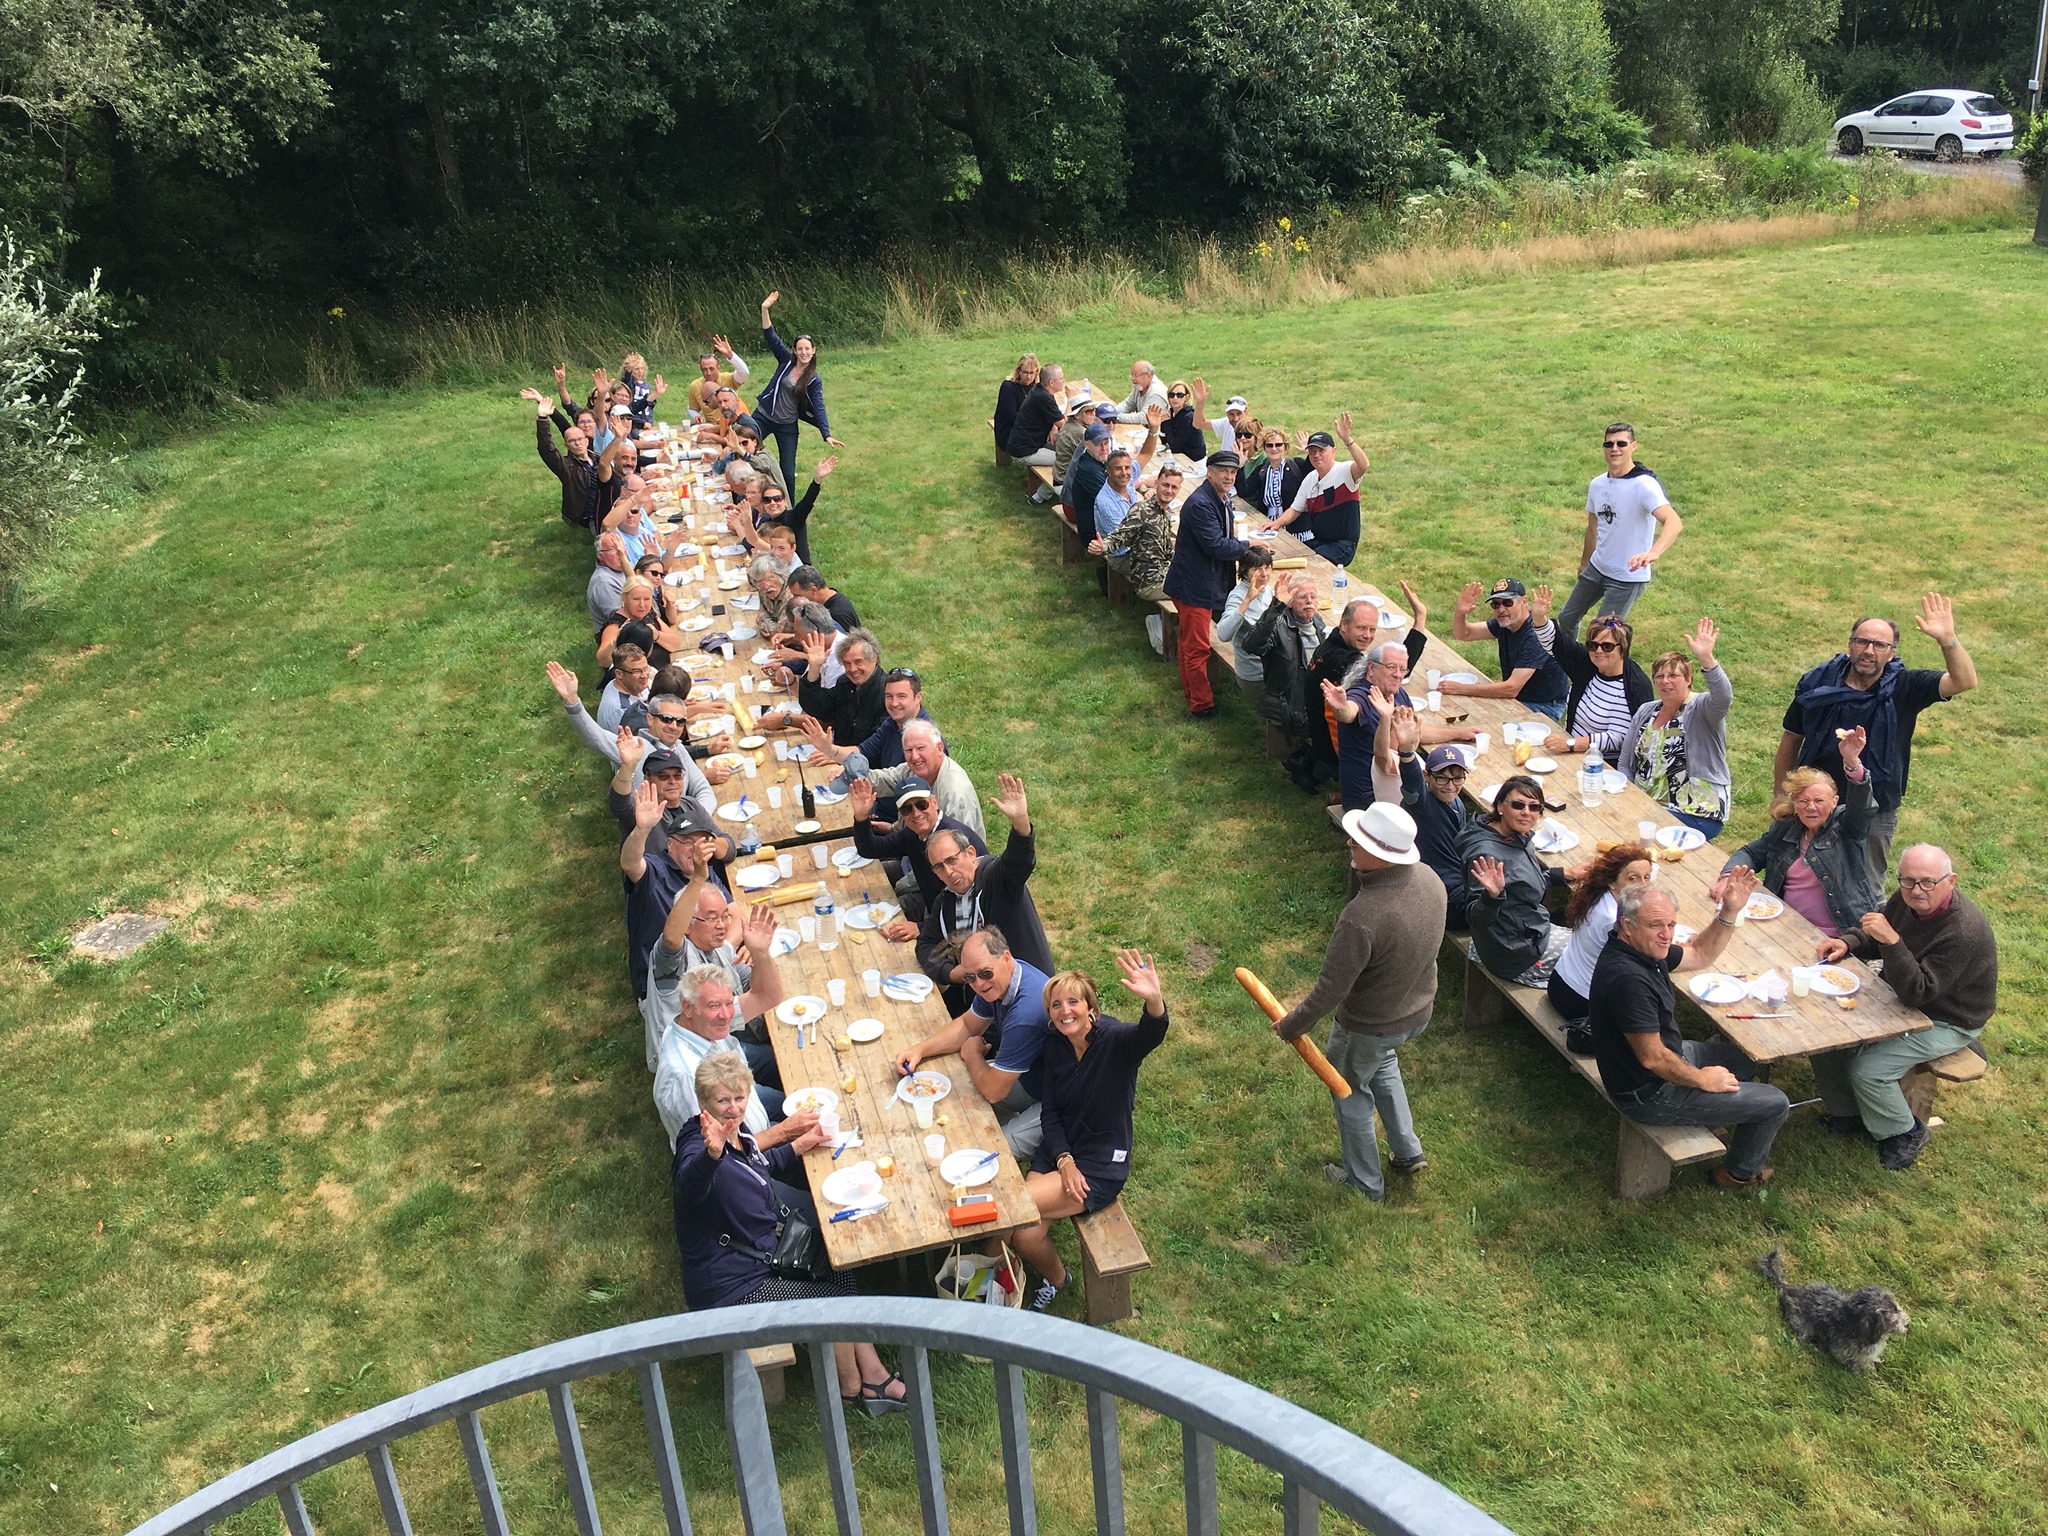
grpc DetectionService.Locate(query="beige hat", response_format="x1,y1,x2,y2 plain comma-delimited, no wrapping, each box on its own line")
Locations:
1340,803,1420,864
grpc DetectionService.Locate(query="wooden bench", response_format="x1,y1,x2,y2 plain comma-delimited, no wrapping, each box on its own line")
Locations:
1903,1044,1988,1122
1074,1201,1151,1325
1461,955,1727,1199
747,1343,798,1406
988,419,1012,468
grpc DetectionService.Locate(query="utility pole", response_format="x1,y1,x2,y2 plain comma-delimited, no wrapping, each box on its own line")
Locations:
2035,0,2048,244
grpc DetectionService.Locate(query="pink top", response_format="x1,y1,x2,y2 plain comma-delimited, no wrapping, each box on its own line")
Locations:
1781,855,1837,936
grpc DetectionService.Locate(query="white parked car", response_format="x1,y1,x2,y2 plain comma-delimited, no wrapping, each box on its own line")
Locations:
1834,90,2013,161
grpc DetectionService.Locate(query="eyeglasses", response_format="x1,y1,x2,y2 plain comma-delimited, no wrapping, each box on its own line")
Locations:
1587,640,1622,653
1502,798,1542,813
966,966,1001,983
1603,439,1631,449
1849,637,1896,651
1429,768,1468,781
1898,874,1953,893
885,668,921,685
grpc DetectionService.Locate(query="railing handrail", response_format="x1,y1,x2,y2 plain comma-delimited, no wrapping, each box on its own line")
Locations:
128,1297,1511,1536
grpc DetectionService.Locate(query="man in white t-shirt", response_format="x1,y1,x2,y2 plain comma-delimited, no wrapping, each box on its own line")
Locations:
1262,411,1369,566
1556,422,1683,639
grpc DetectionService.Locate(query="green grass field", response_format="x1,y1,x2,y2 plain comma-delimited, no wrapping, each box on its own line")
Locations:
4,215,2047,1536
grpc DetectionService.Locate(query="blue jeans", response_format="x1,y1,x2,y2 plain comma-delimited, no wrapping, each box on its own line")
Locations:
1325,1022,1427,1200
1556,566,1647,640
758,417,801,488
1612,1039,1789,1181
1525,697,1566,722
1673,808,1724,841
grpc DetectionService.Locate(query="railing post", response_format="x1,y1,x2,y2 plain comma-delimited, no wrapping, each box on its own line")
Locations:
992,1361,1038,1536
808,1341,863,1536
279,1481,316,1536
635,1361,694,1536
546,1383,605,1536
1282,1476,1319,1536
723,1348,788,1536
901,1345,950,1536
456,1412,511,1536
365,1445,414,1536
1086,1387,1124,1536
1182,1425,1217,1536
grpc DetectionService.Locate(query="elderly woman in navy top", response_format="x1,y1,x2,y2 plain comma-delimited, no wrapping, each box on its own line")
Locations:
1003,950,1169,1313
671,1054,909,1416
752,291,847,490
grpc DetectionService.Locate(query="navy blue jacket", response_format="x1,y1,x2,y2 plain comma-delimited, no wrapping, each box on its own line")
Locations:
1163,479,1249,612
754,326,831,438
671,1122,798,1311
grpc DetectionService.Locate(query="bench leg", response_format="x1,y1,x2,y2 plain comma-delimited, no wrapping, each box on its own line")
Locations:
1158,609,1180,662
1901,1064,1939,1124
1461,956,1510,1031
1616,1120,1675,1200
1059,522,1086,565
1083,1265,1134,1326
1105,565,1133,607
756,1364,787,1408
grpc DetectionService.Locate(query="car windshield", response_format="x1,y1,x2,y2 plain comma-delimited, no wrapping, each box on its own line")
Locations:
1966,95,2005,116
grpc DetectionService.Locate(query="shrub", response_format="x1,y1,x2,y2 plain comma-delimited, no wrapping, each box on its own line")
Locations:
0,238,108,598
2018,113,2048,185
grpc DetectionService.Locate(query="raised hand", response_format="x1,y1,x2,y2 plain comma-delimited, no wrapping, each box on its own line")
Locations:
699,1108,730,1159
1915,592,1957,647
545,659,581,705
762,290,780,310
1320,677,1353,719
1392,704,1423,754
1469,855,1507,899
1145,402,1166,427
1717,865,1758,916
814,454,838,479
1366,684,1397,720
993,772,1028,826
797,713,832,749
1456,580,1485,615
798,628,832,672
651,374,667,398
617,725,647,772
740,895,779,954
520,386,545,403
552,363,568,385
1530,584,1553,626
1684,616,1719,665
632,777,664,830
1114,948,1163,1013
712,334,732,358
1336,409,1353,442
1838,724,1867,771
849,777,876,819
1398,577,1428,633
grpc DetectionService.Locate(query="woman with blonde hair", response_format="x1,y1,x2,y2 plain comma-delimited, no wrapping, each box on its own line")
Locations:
670,1054,909,1416
1722,726,1880,938
1001,951,1169,1313
598,577,682,670
618,351,667,428
994,354,1040,457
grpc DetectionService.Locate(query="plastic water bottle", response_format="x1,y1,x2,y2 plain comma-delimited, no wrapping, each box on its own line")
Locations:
1579,746,1605,809
738,822,761,856
1332,569,1349,593
814,884,836,935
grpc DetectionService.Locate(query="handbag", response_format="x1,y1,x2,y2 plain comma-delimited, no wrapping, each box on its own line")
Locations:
768,1203,832,1282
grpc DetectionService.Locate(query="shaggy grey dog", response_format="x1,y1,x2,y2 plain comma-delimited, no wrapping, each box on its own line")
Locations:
1756,1249,1910,1371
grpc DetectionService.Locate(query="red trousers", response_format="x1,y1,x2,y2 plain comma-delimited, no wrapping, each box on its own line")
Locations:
1177,602,1215,711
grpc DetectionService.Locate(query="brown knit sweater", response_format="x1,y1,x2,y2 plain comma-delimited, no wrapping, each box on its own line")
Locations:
1850,888,1998,1033
1276,862,1447,1040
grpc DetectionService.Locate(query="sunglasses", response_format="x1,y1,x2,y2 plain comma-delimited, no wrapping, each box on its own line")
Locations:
1263,440,1286,450
1503,798,1543,813
885,667,921,685
762,495,786,504
1488,598,1517,609
1587,640,1622,653
966,966,1001,983
650,712,688,726
1167,390,1188,399
1603,439,1631,449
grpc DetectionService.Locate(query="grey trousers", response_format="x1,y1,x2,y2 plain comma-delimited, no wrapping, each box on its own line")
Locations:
994,1084,1045,1162
1865,805,1898,885
1234,673,1290,759
1613,1039,1790,1181
1555,565,1649,640
1812,1021,1978,1140
1325,1021,1427,1200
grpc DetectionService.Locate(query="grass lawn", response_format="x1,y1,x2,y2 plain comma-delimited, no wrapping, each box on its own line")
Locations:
4,214,2047,1536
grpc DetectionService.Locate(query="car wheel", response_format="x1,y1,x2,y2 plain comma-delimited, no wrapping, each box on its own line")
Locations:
1936,134,1963,163
1837,127,1863,156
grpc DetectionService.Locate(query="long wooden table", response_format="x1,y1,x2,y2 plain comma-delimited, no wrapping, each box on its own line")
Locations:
640,449,854,847
753,836,1041,1269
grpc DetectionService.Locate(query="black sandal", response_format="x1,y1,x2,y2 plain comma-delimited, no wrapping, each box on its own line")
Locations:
858,1371,908,1417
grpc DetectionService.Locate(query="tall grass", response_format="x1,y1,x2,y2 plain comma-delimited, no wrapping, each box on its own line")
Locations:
98,146,2025,426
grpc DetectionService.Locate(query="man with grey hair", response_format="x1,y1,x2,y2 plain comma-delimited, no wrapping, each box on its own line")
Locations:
647,860,784,1092
653,955,820,1174
795,625,885,756
786,565,860,632
1587,871,1792,1189
1812,842,1997,1169
587,531,629,637
864,720,984,838
912,775,1051,1016
1116,358,1169,419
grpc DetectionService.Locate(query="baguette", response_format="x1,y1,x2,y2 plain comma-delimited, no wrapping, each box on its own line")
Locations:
757,882,819,907
1270,556,1310,570
1233,967,1354,1100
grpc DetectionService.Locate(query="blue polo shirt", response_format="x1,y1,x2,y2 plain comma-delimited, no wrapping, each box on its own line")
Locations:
970,958,1053,1102
1489,616,1570,706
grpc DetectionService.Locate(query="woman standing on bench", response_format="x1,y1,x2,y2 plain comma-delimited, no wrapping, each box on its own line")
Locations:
1003,951,1169,1314
1549,842,1655,1049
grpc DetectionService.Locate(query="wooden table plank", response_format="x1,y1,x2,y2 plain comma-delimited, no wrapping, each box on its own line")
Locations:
755,837,1041,1269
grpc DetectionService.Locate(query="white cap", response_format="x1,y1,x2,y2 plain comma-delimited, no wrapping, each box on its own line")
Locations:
1226,395,1248,411
1340,803,1420,865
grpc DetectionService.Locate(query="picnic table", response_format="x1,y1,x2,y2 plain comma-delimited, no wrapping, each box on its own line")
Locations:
757,835,1041,1269
640,443,854,847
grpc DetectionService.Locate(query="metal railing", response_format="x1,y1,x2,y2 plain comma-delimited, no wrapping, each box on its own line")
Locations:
127,1297,1514,1536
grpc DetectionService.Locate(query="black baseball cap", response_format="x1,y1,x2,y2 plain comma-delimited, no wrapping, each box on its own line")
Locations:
662,804,717,840
643,749,687,776
1304,431,1336,450
1489,578,1527,600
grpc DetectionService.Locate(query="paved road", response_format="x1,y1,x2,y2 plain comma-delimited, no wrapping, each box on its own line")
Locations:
1832,151,2024,185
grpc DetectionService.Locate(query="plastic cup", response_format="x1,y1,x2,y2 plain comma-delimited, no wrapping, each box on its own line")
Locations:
774,741,789,761
776,852,794,878
1427,668,1442,688
721,682,736,701
1426,690,1442,713
767,785,784,809
817,1109,839,1139
1473,731,1490,756
1792,967,1815,998
741,675,754,693
863,968,882,999
798,914,818,942
1638,820,1658,844
720,643,735,661
925,1133,947,1165
812,844,830,869
914,1099,934,1130
827,978,848,1006
742,759,757,778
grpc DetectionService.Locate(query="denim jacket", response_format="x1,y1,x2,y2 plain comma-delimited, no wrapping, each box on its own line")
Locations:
1722,772,1880,933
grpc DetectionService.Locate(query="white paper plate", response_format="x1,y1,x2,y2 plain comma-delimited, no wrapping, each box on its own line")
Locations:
833,847,875,870
1442,671,1481,685
939,1149,999,1187
1743,892,1785,921
794,819,822,834
735,864,781,891
1524,756,1558,775
731,593,761,609
1688,973,1746,1005
752,648,779,665
1473,783,1503,808
1673,924,1697,945
847,1017,885,1042
1812,965,1861,997
729,625,758,640
689,715,735,739
813,784,847,805
1653,825,1705,851
715,800,762,823
784,1084,839,1116
1602,769,1628,794
718,576,745,591
843,902,901,930
672,596,701,610
777,995,830,1027
882,973,935,1003
1531,823,1579,853
679,615,713,632
821,1162,881,1207
895,1071,952,1106
737,734,767,749
768,925,803,957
